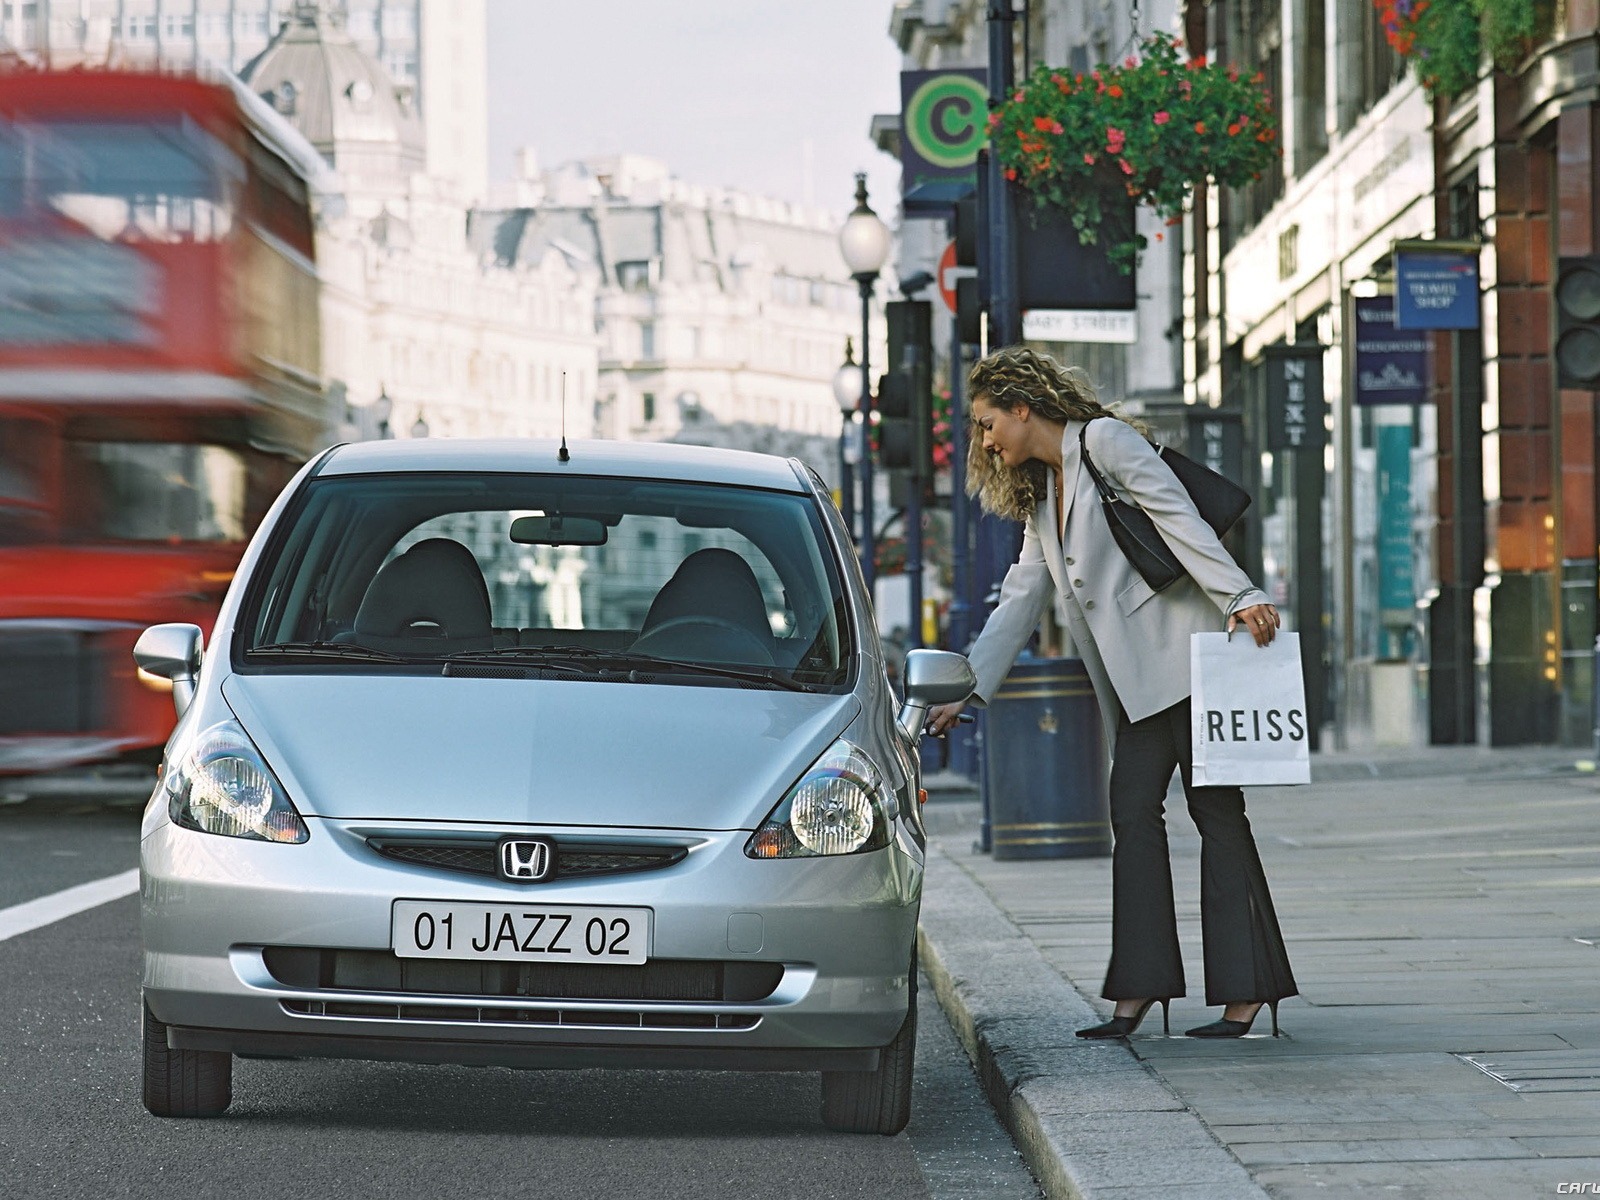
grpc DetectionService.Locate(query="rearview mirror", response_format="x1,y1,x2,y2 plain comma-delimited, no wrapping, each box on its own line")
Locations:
133,623,203,718
509,514,608,546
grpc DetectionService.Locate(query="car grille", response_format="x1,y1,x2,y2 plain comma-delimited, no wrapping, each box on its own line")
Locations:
0,624,112,736
279,999,760,1031
261,947,783,1003
366,837,687,881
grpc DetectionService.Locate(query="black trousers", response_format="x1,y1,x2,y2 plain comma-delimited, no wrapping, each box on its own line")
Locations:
1101,698,1298,1006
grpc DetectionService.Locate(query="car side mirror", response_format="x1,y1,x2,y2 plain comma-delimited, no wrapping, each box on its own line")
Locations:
896,649,976,741
134,623,204,718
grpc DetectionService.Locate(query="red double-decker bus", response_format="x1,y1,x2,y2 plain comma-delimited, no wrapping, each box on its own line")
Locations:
0,68,330,774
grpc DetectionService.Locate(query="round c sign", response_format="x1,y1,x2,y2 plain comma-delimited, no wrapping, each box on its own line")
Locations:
904,74,990,169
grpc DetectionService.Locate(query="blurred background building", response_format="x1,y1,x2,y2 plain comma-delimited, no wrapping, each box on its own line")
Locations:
236,2,600,447
472,153,863,473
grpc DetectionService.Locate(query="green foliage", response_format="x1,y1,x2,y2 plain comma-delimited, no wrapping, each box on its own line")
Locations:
1377,0,1559,99
989,33,1279,273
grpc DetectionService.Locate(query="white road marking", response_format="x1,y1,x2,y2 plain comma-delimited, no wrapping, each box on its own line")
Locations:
0,869,139,943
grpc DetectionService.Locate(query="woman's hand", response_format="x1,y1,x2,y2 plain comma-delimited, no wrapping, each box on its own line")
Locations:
1228,603,1280,647
925,701,968,737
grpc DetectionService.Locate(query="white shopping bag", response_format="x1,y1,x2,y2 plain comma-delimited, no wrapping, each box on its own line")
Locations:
1190,631,1311,787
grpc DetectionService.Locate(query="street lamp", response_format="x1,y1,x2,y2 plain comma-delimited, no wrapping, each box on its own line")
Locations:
373,386,393,440
411,409,430,438
838,171,890,594
831,338,863,538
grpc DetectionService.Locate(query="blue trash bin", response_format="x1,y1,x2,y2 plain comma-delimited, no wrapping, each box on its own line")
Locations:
981,657,1110,860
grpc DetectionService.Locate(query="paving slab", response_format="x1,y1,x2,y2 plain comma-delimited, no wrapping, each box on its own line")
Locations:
914,745,1600,1197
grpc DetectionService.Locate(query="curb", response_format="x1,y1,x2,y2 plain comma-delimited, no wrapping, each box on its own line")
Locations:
916,845,1267,1199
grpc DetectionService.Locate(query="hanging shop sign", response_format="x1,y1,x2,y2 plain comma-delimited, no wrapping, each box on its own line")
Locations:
899,69,989,199
1376,421,1415,625
1353,293,1429,405
1394,240,1480,330
1263,344,1326,451
1184,408,1245,486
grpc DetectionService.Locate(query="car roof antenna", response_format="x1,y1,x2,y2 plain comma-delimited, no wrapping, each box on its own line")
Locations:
558,371,570,462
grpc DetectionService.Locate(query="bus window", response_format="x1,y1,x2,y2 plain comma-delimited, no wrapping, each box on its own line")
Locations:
0,416,51,545
65,442,247,545
0,118,240,242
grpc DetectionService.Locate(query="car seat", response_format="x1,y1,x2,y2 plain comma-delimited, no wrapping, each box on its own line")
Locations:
347,538,494,654
634,547,776,665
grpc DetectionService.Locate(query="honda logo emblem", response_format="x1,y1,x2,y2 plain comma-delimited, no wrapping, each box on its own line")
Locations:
498,838,552,882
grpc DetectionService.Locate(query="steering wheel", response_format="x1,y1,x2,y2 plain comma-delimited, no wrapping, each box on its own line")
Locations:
631,616,775,665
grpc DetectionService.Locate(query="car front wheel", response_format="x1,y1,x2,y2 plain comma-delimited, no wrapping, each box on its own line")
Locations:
820,969,916,1135
142,999,231,1118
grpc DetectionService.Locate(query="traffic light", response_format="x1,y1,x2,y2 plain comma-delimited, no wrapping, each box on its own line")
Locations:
880,301,935,502
1555,257,1600,389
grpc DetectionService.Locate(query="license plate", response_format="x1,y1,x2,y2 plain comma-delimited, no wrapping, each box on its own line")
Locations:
392,901,651,965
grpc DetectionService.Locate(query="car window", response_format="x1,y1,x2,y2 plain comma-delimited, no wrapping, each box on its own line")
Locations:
242,472,852,688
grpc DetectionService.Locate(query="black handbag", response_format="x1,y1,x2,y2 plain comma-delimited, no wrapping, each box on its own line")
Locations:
1077,419,1251,593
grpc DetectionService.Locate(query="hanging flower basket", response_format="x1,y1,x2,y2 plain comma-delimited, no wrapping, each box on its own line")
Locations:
990,32,1279,273
1375,0,1559,99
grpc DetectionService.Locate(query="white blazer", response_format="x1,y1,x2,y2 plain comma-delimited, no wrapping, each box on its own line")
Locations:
966,416,1269,753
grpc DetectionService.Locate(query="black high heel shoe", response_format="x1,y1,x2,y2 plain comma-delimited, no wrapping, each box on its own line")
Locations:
1076,997,1170,1039
1184,1000,1280,1038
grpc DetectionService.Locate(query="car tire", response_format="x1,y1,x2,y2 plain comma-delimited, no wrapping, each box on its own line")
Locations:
820,960,916,1135
142,1000,232,1118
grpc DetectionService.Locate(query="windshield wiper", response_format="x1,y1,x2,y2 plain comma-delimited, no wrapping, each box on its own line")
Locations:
442,647,819,692
249,641,415,663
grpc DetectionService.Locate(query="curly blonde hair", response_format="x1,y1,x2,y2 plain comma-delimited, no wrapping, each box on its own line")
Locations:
965,347,1141,522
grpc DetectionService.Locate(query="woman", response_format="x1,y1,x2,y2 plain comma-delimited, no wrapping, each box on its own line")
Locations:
927,347,1297,1039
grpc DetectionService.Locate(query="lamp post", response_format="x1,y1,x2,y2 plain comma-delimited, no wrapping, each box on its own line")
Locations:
411,409,430,438
373,386,393,439
838,172,891,594
831,339,863,539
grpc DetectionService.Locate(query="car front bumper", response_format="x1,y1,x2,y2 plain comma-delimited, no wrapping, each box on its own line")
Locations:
141,814,922,1070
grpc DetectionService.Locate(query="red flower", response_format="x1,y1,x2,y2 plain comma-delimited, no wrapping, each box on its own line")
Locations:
1153,111,1170,125
1227,122,1243,136
1190,55,1207,68
1119,159,1134,175
987,111,1003,132
1105,126,1126,153
1155,231,1165,242
1083,153,1097,165
1194,121,1207,134
1004,167,1018,180
1107,84,1124,98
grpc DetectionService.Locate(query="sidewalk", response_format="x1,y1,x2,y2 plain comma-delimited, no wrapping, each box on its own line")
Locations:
916,746,1600,1198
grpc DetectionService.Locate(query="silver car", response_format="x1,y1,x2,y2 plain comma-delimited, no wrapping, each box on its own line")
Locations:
134,438,973,1134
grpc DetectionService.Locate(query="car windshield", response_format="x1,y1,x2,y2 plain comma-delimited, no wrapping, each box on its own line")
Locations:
241,472,853,689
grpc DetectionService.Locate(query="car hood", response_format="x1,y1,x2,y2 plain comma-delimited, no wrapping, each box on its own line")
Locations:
221,673,861,830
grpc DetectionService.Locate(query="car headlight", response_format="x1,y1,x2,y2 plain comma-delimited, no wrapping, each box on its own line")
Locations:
746,738,893,859
162,719,308,843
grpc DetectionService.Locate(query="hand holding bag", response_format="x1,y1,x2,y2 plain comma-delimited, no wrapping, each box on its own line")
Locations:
1190,631,1311,786
1078,419,1251,593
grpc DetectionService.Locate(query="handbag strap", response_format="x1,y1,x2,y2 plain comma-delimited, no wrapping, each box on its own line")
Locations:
1077,419,1120,504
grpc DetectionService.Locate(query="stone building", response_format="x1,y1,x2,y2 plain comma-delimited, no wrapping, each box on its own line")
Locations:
238,3,600,447
472,153,863,478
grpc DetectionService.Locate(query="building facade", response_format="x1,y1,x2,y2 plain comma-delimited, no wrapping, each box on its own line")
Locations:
238,4,600,449
473,153,865,475
0,0,485,197
1186,1,1599,750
